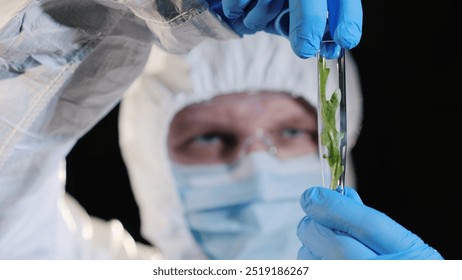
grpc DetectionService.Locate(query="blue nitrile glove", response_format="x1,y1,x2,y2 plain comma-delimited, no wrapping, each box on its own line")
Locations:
206,0,286,36
206,0,362,59
297,187,444,260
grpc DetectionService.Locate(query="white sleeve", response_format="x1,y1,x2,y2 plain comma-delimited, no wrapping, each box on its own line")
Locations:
0,0,156,259
117,0,238,54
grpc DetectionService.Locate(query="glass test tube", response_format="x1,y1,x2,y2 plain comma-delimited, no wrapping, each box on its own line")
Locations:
317,43,347,194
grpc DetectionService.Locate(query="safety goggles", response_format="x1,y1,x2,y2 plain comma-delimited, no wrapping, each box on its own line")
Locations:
167,91,318,165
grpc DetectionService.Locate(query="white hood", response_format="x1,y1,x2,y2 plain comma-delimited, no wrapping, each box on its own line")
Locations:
118,32,363,259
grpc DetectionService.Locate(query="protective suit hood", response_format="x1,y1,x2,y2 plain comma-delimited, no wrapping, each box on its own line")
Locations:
118,32,363,259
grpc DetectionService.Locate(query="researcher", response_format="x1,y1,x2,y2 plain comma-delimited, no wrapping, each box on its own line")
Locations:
0,0,362,259
117,31,362,259
1,0,440,260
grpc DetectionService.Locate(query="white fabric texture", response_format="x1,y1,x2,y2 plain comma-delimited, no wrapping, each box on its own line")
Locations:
0,0,234,259
118,32,363,259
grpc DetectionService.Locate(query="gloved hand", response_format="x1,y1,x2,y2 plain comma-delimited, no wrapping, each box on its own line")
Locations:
297,187,444,260
206,0,362,59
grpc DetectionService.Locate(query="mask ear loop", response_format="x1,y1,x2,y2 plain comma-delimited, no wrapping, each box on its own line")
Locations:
238,128,278,161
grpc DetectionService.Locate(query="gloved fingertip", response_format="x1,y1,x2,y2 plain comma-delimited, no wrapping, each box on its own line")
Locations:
297,246,317,260
297,216,310,245
224,7,243,19
243,20,266,31
334,22,362,49
297,215,311,230
300,186,323,211
290,36,319,59
342,186,363,204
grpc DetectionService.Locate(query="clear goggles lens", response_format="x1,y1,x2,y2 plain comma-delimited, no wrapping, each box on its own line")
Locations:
171,127,317,165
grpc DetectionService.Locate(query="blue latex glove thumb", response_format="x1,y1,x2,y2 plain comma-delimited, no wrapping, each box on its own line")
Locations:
297,187,444,260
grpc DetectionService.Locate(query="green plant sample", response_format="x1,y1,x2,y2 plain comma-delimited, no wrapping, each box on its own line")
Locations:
318,57,344,190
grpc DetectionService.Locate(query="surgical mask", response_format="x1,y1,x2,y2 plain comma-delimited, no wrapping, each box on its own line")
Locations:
171,151,322,259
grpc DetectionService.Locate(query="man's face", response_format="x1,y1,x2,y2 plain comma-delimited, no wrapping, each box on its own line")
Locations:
168,91,318,164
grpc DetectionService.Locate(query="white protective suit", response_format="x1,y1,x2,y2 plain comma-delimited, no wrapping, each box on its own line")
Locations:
0,0,235,259
118,32,363,259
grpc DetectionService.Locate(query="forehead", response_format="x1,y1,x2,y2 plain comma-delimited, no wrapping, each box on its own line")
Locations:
172,91,314,125
170,92,316,134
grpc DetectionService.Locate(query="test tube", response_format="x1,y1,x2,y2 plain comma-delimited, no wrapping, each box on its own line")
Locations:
273,10,348,193
317,40,347,194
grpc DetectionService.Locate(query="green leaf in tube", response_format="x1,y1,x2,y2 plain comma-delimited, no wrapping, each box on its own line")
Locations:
318,57,344,190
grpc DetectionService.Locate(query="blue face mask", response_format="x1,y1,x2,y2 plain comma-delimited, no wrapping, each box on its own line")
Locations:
171,151,322,260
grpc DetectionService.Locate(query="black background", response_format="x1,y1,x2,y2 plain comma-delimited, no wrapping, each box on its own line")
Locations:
65,0,462,259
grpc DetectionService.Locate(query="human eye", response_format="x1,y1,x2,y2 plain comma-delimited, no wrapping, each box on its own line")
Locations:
191,132,228,146
273,126,318,157
280,127,305,139
172,132,235,164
